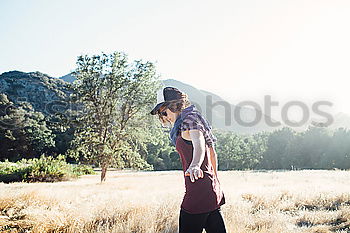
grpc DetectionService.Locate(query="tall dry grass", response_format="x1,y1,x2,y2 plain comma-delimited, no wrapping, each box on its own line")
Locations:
1,169,350,233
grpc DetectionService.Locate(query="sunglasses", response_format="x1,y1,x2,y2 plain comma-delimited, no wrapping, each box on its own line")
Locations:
159,111,167,117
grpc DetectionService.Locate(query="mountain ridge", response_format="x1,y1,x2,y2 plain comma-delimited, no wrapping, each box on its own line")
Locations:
1,70,348,133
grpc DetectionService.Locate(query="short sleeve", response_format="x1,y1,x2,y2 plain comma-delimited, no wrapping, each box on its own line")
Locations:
180,113,217,147
180,113,206,134
207,133,217,147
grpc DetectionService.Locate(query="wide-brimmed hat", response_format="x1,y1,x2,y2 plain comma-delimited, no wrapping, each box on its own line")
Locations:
150,87,185,115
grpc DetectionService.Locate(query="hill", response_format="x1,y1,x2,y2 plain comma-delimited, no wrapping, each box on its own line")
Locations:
161,79,284,134
57,73,350,133
1,71,348,133
0,71,72,115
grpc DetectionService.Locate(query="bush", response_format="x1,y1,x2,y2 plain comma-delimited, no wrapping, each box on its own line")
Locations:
71,164,96,176
0,154,96,183
0,160,31,183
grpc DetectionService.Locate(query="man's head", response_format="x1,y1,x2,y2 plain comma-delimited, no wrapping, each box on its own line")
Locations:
151,87,191,125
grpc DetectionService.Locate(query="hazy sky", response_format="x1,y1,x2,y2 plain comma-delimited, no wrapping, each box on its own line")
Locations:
1,0,349,121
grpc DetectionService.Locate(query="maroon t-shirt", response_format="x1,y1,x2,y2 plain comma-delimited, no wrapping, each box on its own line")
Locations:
175,134,226,214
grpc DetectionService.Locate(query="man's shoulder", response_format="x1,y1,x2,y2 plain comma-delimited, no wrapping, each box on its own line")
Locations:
182,112,201,123
180,113,206,132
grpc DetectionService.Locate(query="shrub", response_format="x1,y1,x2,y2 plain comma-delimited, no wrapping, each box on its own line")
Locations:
71,164,96,176
0,154,96,183
0,159,31,183
24,154,76,182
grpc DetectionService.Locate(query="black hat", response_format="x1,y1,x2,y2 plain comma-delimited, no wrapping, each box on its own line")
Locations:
150,87,185,115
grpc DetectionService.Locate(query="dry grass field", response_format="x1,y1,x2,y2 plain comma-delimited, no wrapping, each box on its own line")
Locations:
1,169,350,233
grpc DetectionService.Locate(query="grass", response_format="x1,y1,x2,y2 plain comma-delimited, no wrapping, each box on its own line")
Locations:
1,169,350,232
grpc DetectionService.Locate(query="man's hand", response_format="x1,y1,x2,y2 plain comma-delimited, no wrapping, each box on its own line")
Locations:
185,164,204,182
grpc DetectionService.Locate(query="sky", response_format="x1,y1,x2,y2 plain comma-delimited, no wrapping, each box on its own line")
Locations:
1,0,350,122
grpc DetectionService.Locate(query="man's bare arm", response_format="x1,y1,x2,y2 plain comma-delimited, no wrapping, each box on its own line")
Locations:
185,129,206,182
188,129,206,167
209,145,218,177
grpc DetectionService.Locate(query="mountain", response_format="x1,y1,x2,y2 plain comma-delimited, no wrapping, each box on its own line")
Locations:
0,71,72,115
2,71,348,134
310,112,350,130
161,79,284,134
59,73,76,83
57,73,350,133
332,112,350,129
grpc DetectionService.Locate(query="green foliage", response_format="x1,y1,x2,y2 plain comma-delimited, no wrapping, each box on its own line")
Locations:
0,71,76,159
1,69,350,172
0,93,55,161
0,160,30,180
259,127,297,169
0,154,95,183
215,129,268,170
67,51,162,181
212,126,350,171
25,154,73,182
71,163,96,176
142,126,181,170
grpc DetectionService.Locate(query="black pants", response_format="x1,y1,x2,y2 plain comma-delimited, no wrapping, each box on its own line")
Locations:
179,207,227,233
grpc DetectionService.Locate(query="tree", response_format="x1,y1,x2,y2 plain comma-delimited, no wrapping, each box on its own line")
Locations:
298,125,331,169
248,131,269,169
141,126,181,170
66,51,162,182
260,127,296,169
323,127,350,169
215,130,248,170
0,93,55,161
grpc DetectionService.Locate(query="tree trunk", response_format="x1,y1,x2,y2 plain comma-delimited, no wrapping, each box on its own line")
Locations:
101,164,108,183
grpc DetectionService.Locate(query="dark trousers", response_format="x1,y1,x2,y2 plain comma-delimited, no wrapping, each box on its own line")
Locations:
179,207,227,233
